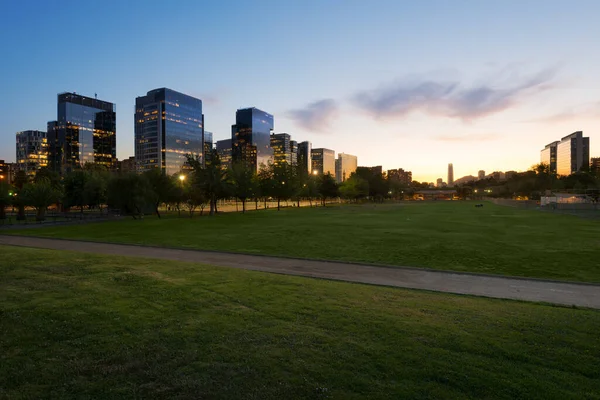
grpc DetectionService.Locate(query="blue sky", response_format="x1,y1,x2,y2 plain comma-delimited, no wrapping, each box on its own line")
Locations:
2,0,599,181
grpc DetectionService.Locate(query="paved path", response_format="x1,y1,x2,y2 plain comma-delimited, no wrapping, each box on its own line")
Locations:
1,235,599,309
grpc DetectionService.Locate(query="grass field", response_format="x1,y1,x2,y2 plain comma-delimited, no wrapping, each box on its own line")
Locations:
9,201,600,282
1,246,599,399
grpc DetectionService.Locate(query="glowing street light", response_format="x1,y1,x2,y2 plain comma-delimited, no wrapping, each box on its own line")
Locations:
312,170,319,175
179,174,186,182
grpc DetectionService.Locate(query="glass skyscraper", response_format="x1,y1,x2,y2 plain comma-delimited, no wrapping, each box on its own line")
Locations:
48,92,116,174
335,153,357,183
297,141,312,174
311,148,335,177
216,139,233,170
232,107,274,171
135,88,204,176
271,133,297,166
556,131,589,176
540,141,559,173
16,130,48,178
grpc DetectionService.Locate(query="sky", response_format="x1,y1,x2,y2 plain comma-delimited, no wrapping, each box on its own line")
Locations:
1,0,599,182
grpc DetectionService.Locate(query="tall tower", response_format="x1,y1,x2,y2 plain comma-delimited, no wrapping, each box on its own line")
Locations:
135,88,204,175
231,107,274,172
447,163,454,186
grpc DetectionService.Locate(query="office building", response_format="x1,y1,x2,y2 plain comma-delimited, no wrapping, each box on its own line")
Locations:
335,153,357,183
216,139,233,170
271,133,297,166
478,170,485,180
387,168,412,186
135,88,203,176
47,93,116,175
556,131,590,176
232,107,274,171
204,131,214,163
436,178,443,188
447,163,454,186
591,158,600,175
117,156,137,173
16,130,48,178
540,141,559,173
0,160,10,183
311,148,335,176
297,141,312,174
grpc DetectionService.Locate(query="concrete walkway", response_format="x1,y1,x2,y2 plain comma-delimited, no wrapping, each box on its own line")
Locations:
1,235,599,309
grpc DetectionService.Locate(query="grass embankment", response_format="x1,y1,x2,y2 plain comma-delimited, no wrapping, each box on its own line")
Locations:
1,246,599,399
9,202,600,282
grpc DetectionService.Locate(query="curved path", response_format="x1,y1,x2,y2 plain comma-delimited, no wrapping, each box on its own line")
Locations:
1,235,599,309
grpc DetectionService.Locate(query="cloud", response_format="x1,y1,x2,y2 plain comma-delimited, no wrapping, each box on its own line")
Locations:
527,101,600,123
353,68,557,121
287,99,339,131
434,133,500,142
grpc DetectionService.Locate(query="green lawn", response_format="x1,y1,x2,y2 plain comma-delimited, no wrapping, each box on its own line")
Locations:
9,202,600,282
1,246,599,399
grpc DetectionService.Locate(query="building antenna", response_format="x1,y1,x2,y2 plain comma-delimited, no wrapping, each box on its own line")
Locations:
95,93,97,99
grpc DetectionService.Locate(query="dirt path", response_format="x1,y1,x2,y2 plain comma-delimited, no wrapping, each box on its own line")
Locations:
1,235,599,309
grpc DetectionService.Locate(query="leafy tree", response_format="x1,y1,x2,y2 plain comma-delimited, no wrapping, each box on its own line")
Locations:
183,179,208,218
107,173,152,219
229,162,257,213
318,173,338,206
339,176,369,202
143,168,176,218
354,167,388,202
12,170,29,220
257,164,274,209
186,151,229,215
0,181,12,220
271,162,295,211
63,171,89,214
34,167,61,188
21,178,61,221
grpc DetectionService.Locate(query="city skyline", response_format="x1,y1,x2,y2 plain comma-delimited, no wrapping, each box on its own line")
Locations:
2,1,600,182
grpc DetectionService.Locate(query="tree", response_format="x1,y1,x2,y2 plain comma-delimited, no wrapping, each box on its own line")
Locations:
143,168,176,218
21,178,61,221
318,173,338,206
0,181,12,220
339,175,369,202
34,167,61,188
12,170,29,220
229,162,257,213
183,179,208,218
271,162,295,211
257,164,274,209
107,173,152,219
186,151,229,215
63,171,89,214
354,167,388,202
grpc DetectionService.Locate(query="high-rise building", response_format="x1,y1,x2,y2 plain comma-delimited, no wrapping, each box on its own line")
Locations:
0,160,9,184
232,107,274,171
297,141,312,174
591,158,600,175
436,178,443,188
47,93,116,175
478,170,485,180
271,133,297,166
540,141,559,173
135,88,203,176
16,130,48,178
556,131,590,176
335,153,357,183
447,163,454,186
311,148,335,177
117,156,137,173
216,139,233,170
204,131,214,164
387,168,412,186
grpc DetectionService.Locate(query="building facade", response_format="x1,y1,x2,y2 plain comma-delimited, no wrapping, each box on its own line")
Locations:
16,130,48,178
47,93,116,175
335,153,357,183
387,168,412,186
591,157,600,176
135,88,203,176
478,170,485,180
447,163,454,186
117,156,137,173
204,131,213,164
540,141,559,173
231,107,274,171
311,148,335,177
270,133,297,167
556,131,590,176
297,141,312,174
216,139,233,170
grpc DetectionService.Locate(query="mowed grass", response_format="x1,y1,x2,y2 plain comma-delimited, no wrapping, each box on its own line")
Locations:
9,201,600,282
1,246,599,399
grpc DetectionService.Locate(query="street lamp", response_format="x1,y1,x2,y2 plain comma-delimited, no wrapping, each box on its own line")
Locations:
179,174,185,183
